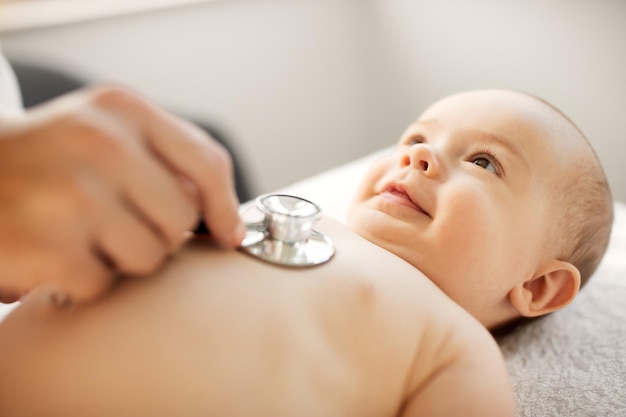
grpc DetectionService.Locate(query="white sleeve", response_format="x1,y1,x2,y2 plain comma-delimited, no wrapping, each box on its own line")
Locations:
0,45,24,116
0,45,23,319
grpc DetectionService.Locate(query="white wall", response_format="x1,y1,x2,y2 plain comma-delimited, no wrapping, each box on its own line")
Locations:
1,0,381,197
368,0,626,203
2,0,625,202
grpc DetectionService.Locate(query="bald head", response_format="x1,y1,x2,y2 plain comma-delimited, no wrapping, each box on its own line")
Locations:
523,92,613,287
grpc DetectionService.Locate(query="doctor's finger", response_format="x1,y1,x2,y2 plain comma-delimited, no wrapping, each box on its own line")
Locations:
5,243,115,306
90,86,244,246
126,103,243,245
93,194,170,277
54,245,116,304
183,141,244,246
119,144,199,250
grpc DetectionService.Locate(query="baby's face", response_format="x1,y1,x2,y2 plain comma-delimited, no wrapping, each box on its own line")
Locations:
348,90,584,327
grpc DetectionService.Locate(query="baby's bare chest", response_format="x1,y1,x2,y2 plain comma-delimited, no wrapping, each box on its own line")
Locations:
184,270,417,416
154,233,449,416
131,246,425,417
0,227,453,417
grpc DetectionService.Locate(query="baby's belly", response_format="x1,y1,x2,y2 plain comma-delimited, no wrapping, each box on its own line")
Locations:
0,226,422,417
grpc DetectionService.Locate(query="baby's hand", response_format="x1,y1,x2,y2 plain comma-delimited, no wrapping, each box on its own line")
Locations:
0,86,244,304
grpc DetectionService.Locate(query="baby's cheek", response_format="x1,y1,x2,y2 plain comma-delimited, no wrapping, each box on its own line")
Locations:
353,165,384,201
438,192,504,251
371,159,397,188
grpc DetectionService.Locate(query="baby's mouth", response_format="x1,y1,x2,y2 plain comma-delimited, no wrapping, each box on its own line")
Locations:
382,186,431,217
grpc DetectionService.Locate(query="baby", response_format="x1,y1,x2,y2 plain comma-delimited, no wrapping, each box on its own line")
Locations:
0,90,612,417
348,89,613,331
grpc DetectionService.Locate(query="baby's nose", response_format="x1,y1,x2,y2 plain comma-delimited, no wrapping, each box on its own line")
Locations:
401,144,440,177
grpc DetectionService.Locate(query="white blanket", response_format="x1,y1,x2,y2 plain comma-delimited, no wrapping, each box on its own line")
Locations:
499,205,626,417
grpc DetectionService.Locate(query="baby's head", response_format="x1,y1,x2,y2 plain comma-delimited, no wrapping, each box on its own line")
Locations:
348,89,613,330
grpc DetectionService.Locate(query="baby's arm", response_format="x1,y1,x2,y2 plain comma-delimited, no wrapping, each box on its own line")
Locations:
400,321,515,417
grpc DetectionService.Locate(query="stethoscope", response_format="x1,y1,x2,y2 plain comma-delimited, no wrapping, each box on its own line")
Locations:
238,194,335,267
193,194,334,267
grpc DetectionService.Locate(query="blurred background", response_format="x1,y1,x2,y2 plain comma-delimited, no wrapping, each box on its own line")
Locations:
1,0,625,202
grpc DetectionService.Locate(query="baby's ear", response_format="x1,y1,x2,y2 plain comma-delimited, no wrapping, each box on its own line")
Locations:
509,260,581,318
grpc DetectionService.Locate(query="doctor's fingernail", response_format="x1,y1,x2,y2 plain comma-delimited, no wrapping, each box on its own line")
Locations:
234,222,247,246
48,291,72,308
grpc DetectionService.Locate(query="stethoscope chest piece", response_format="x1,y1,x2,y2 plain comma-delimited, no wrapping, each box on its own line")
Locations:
240,194,334,267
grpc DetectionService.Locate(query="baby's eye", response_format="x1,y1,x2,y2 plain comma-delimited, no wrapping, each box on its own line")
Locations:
472,156,498,174
404,134,425,146
468,147,504,176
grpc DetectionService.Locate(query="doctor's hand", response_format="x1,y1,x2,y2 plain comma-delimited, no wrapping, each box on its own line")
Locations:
0,86,245,305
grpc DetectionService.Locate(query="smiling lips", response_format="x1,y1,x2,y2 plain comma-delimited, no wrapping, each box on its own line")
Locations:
382,186,431,217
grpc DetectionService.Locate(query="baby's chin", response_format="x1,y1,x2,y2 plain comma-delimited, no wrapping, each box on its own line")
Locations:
345,201,368,235
345,205,395,253
345,199,360,225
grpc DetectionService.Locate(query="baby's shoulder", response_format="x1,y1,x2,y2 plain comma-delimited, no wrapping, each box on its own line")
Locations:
401,306,515,417
315,218,514,416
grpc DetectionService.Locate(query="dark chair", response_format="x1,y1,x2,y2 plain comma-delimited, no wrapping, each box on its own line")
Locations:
9,60,251,204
